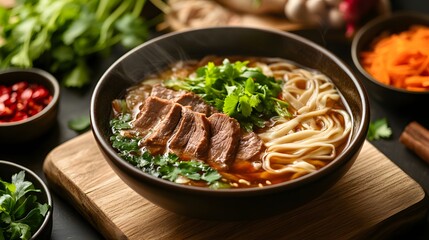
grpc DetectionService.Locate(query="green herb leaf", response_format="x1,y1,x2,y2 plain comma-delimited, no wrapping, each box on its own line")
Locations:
223,94,239,116
0,195,14,216
0,171,50,240
12,171,36,201
62,14,93,45
367,118,392,141
239,95,252,117
209,181,231,189
63,60,90,88
68,115,91,132
249,94,260,108
15,204,48,231
202,170,222,184
244,77,255,94
7,222,31,240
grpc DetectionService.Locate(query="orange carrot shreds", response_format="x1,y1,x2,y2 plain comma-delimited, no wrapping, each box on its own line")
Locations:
405,76,429,87
360,25,429,91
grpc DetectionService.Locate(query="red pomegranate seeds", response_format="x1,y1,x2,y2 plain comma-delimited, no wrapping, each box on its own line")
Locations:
0,81,52,123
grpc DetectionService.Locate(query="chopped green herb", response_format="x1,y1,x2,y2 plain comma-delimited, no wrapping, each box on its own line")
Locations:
110,113,225,188
165,59,290,131
0,171,50,240
367,118,392,141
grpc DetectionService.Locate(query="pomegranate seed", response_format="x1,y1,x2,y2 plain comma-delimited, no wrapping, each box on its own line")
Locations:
29,102,43,113
5,92,18,106
16,101,28,112
43,95,53,105
11,81,28,92
21,88,33,100
0,103,14,117
0,93,9,103
32,87,49,101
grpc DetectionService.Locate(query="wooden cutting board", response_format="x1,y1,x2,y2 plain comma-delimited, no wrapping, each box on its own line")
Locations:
43,131,427,240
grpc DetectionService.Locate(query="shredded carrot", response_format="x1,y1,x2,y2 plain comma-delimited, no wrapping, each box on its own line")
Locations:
360,25,429,92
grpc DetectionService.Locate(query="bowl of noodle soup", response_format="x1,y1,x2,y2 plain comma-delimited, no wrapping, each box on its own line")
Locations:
91,27,369,220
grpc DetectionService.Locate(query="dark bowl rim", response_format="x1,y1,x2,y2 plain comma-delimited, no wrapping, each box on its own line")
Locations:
351,11,429,95
0,160,53,239
0,68,60,127
91,26,369,196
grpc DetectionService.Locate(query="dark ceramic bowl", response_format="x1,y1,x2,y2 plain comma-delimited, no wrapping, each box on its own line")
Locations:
0,160,53,240
352,12,429,108
0,68,60,143
91,27,369,220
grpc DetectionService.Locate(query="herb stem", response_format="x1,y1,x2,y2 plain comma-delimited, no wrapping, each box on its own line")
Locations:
96,0,109,20
271,97,289,106
133,0,146,18
97,0,132,48
149,0,171,14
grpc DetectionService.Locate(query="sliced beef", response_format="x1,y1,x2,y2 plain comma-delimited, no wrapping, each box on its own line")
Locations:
131,95,264,169
150,84,186,100
132,96,177,136
169,109,211,160
143,104,182,154
175,92,216,116
132,97,182,154
207,113,241,170
236,131,265,161
150,84,217,116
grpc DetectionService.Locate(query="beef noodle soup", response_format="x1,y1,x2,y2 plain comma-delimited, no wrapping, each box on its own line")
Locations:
110,56,352,189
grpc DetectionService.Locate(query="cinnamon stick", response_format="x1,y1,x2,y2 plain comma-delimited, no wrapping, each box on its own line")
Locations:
400,121,429,164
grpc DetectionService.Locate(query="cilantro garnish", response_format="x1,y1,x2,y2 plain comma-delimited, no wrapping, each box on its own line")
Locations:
165,59,291,132
110,113,225,188
0,171,50,240
367,118,392,141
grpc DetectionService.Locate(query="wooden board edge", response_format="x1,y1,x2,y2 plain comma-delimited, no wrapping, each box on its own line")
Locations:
43,136,127,240
356,194,429,239
43,132,429,239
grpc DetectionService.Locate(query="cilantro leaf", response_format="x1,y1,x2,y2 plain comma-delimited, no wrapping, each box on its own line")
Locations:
223,94,239,116
239,95,252,117
63,60,91,88
367,118,392,141
248,95,260,108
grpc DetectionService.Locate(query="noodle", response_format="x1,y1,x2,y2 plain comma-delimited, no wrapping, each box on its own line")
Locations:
259,61,352,175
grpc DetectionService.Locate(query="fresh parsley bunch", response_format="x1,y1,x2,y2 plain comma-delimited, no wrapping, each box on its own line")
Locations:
165,59,290,131
0,0,148,87
0,171,50,240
